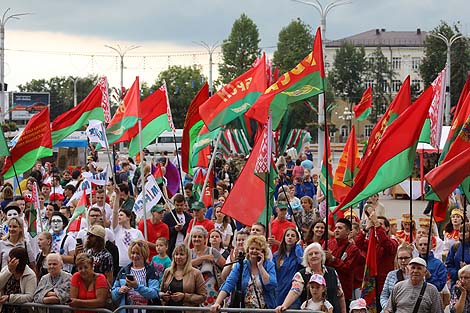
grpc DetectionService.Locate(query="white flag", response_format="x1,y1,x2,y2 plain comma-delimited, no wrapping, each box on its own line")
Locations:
86,120,108,147
69,179,92,203
81,165,110,186
133,175,163,218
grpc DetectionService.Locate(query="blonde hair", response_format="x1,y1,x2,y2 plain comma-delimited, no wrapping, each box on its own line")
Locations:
128,240,150,261
169,244,193,275
244,235,269,260
2,217,25,242
75,253,94,268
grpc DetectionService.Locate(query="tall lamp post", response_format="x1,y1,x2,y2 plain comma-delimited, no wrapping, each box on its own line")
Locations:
430,32,463,126
291,0,351,167
193,41,220,95
68,76,81,107
1,8,31,124
104,44,140,98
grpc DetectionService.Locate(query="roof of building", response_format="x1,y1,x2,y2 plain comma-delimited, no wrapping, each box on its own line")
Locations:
326,28,428,48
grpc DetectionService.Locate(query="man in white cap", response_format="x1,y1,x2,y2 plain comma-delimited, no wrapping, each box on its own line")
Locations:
384,257,443,313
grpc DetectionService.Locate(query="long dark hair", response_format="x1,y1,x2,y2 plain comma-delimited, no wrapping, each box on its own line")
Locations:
276,227,299,269
304,220,327,244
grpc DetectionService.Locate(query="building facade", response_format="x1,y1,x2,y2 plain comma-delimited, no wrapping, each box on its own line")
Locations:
324,28,428,141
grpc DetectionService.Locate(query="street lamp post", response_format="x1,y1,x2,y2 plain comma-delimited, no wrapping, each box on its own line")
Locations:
0,8,31,124
68,77,81,107
430,32,463,126
291,0,351,167
194,41,220,95
104,44,140,98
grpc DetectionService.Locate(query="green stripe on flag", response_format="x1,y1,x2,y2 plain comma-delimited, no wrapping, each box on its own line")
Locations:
52,107,104,145
3,147,53,179
128,114,171,156
107,116,139,145
357,107,372,121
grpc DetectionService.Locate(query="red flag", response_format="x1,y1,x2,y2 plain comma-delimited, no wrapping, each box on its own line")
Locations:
67,190,88,232
360,227,378,312
363,76,411,161
333,126,359,202
425,147,470,202
106,77,141,145
353,86,373,121
181,83,209,175
2,108,52,179
221,127,268,226
98,77,111,123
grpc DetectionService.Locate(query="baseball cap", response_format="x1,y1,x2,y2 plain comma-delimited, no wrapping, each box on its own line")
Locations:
349,298,367,311
88,225,105,239
309,274,326,286
151,204,165,213
409,257,427,267
191,201,205,211
277,201,289,210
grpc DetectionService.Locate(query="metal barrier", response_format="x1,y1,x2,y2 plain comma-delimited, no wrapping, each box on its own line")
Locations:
8,303,324,313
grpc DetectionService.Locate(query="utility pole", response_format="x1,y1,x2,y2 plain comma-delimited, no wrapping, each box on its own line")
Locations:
104,44,140,98
0,8,31,123
194,41,220,95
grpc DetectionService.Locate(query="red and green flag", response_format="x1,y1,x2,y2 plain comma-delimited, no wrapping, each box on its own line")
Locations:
2,107,52,179
360,227,378,313
425,146,470,202
191,125,221,165
222,126,274,226
51,80,106,145
333,86,433,213
319,124,336,208
28,182,40,237
152,163,165,184
199,54,267,131
126,84,172,156
66,190,88,232
333,126,360,203
246,27,325,128
0,128,10,157
181,83,209,175
192,169,213,207
106,77,140,145
363,76,411,160
353,86,373,121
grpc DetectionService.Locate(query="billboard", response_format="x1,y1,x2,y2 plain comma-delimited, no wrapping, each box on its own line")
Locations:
9,92,50,121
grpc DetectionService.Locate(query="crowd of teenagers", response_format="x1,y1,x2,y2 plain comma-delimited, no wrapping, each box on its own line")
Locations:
0,147,467,313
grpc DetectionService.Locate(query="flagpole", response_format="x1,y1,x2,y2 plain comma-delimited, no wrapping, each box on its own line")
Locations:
11,163,22,195
324,97,330,249
463,195,467,264
266,113,273,240
425,202,434,260
409,176,413,243
172,132,185,194
138,118,148,241
199,129,223,202
100,123,117,185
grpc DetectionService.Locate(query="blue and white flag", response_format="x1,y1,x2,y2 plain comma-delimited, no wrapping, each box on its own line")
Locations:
86,120,108,147
133,175,163,218
81,165,110,186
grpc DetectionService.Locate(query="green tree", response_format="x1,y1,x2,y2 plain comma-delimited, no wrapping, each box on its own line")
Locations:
218,13,261,84
273,18,313,74
151,65,205,128
17,75,99,120
420,21,470,107
366,47,395,123
329,42,367,105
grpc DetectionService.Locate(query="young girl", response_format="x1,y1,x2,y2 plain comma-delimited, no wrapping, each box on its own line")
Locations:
349,298,367,312
208,229,230,259
151,237,172,284
300,274,333,312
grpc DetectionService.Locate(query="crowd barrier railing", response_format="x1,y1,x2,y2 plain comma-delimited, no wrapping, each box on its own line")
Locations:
7,303,324,313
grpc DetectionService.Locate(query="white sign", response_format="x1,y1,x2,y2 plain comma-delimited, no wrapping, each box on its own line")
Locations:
133,175,163,218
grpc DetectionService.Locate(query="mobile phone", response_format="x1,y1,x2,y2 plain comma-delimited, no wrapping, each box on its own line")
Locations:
126,274,135,281
76,238,83,245
257,256,261,262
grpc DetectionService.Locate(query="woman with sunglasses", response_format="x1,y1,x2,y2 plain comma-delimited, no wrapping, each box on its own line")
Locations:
380,244,413,309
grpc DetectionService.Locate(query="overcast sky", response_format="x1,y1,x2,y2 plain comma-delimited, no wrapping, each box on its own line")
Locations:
2,0,469,90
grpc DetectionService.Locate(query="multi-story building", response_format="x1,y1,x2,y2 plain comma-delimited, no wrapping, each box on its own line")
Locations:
324,28,428,141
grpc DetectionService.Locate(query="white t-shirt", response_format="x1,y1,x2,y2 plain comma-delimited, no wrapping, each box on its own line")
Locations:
175,213,187,246
113,225,144,267
50,231,76,272
301,299,333,311
214,222,233,243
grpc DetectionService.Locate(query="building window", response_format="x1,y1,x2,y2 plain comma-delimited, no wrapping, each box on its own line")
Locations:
392,57,402,69
392,80,402,92
340,125,349,138
412,57,421,70
412,79,422,90
364,124,374,137
365,80,374,88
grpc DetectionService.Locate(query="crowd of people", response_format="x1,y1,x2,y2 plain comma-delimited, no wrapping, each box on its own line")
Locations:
0,148,467,313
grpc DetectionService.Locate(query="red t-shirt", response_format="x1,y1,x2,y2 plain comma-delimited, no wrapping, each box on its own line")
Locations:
186,218,215,235
271,219,296,253
138,219,170,259
71,272,108,313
